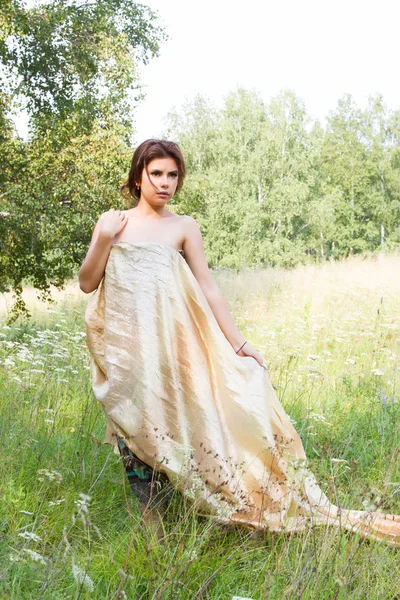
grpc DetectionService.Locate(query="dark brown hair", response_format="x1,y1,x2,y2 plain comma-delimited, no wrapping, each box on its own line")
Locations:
120,139,186,207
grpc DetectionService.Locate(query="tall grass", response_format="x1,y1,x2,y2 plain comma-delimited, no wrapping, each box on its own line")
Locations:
0,254,399,599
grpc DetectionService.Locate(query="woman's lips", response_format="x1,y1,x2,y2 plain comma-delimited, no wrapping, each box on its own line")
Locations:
157,192,169,197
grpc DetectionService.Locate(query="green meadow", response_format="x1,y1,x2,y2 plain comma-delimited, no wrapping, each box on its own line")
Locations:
1,254,399,599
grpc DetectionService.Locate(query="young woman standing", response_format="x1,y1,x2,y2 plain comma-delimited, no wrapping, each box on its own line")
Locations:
81,139,400,546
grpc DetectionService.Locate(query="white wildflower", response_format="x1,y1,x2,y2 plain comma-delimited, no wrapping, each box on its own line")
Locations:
22,549,47,565
344,359,356,365
18,531,42,542
19,510,34,516
74,493,92,515
72,563,94,592
37,469,63,483
49,499,65,507
330,458,348,464
309,413,332,426
371,369,384,376
9,554,21,563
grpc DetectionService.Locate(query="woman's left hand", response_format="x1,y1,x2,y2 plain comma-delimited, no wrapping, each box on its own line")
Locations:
236,342,267,368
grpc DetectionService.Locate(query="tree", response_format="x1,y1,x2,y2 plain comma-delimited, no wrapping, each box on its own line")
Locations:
0,0,166,322
1,0,166,135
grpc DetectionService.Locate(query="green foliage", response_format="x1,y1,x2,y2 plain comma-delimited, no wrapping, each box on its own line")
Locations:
1,0,166,129
1,0,400,321
165,88,400,269
0,262,399,598
0,116,132,319
0,0,166,321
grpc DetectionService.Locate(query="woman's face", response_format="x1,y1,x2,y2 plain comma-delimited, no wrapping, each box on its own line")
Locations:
137,157,179,205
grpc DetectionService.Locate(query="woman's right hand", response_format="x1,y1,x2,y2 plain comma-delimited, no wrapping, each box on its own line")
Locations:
98,209,129,240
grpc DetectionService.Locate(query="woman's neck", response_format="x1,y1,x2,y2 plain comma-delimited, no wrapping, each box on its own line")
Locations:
131,203,170,220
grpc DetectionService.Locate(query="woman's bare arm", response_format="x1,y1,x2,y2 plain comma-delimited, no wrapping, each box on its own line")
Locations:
79,210,128,294
182,216,264,365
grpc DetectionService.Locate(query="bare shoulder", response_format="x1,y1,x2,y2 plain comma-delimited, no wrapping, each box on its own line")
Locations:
180,214,201,236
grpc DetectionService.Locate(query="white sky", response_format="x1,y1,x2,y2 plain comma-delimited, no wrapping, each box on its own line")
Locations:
133,0,400,142
11,0,400,141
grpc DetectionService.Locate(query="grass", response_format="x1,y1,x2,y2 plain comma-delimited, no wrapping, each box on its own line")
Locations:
0,253,399,599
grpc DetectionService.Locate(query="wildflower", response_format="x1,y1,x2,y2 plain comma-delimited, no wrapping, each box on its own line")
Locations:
19,510,34,516
48,499,65,507
344,359,356,365
74,493,92,518
9,554,21,563
72,563,94,592
371,369,384,376
330,458,348,464
22,549,47,565
309,413,332,426
37,469,63,483
18,531,42,542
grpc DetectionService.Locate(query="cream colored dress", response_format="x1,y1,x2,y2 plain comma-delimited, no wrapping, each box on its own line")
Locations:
85,241,400,546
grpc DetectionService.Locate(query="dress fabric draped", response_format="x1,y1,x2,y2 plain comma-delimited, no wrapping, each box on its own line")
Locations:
84,241,400,546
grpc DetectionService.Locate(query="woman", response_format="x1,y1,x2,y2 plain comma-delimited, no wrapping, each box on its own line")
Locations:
81,139,400,546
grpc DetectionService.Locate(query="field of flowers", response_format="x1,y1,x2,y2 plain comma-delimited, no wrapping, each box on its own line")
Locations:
0,254,399,599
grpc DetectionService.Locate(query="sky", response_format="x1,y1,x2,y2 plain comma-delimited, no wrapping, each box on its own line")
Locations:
12,0,400,141
132,0,400,142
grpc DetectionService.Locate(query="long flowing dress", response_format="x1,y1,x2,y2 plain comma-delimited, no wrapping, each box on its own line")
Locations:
84,241,400,547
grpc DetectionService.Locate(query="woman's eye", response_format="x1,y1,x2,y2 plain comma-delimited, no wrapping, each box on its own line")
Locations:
170,173,178,178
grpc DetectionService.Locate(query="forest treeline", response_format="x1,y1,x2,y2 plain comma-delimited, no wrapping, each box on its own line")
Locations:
165,89,400,268
1,1,399,321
